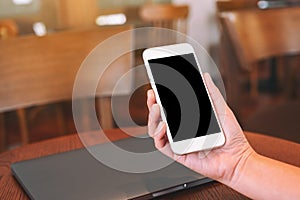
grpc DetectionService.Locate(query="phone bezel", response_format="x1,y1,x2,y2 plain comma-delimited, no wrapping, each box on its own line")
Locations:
143,43,225,155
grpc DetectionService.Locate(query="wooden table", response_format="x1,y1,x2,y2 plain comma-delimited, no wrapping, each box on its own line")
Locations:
220,6,300,97
1,127,299,200
0,126,249,200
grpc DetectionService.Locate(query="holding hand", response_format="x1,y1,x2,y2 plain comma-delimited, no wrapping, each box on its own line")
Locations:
147,73,254,185
147,73,300,200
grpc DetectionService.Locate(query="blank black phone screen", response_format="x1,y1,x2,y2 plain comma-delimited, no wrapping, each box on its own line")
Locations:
148,53,221,142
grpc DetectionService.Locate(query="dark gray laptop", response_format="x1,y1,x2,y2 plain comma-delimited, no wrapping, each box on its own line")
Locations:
12,135,211,200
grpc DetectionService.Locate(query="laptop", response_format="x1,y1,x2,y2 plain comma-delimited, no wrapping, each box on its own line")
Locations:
12,135,212,200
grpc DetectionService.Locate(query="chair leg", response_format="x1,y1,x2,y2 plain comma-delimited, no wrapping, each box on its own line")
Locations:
285,56,298,99
0,113,6,152
17,108,29,145
79,99,92,132
97,97,114,130
250,64,259,98
56,103,67,136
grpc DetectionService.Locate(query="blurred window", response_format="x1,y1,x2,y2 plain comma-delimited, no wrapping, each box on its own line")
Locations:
0,0,40,17
95,14,126,26
12,0,33,5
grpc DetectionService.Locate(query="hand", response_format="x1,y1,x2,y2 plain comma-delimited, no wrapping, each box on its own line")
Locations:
147,73,255,185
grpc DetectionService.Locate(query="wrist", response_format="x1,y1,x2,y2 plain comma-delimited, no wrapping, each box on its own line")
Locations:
217,146,257,187
227,148,258,188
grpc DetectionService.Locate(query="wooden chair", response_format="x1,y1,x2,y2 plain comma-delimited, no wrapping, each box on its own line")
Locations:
139,4,189,33
139,4,189,46
0,19,19,39
0,25,132,151
216,0,258,12
216,3,257,112
218,8,300,110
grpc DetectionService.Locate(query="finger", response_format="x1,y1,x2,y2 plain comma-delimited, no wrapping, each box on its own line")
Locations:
147,90,156,111
222,107,243,139
150,122,176,160
148,104,162,137
204,74,243,139
203,73,227,118
153,121,167,149
159,143,177,161
204,73,226,114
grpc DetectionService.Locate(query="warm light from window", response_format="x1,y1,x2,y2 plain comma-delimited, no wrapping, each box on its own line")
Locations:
257,1,269,9
95,14,126,26
12,0,33,5
33,22,47,37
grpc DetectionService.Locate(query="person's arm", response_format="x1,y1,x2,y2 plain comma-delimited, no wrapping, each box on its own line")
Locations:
229,152,300,200
147,73,300,200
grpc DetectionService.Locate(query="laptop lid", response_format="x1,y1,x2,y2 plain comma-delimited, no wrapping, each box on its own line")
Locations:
12,135,211,200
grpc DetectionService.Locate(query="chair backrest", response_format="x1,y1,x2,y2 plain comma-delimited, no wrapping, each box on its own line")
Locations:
0,25,132,113
139,4,189,33
218,7,300,110
0,19,19,39
220,8,300,70
216,0,258,12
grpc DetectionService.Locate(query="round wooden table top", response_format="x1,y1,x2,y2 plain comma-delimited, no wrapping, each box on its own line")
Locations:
0,126,250,200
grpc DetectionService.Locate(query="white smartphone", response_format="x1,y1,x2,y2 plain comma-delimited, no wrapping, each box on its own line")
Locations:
143,43,225,155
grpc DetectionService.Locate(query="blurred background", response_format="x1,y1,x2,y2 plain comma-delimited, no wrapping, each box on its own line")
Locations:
0,0,299,152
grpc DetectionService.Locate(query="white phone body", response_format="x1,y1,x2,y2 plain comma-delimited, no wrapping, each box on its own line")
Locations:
143,43,225,155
